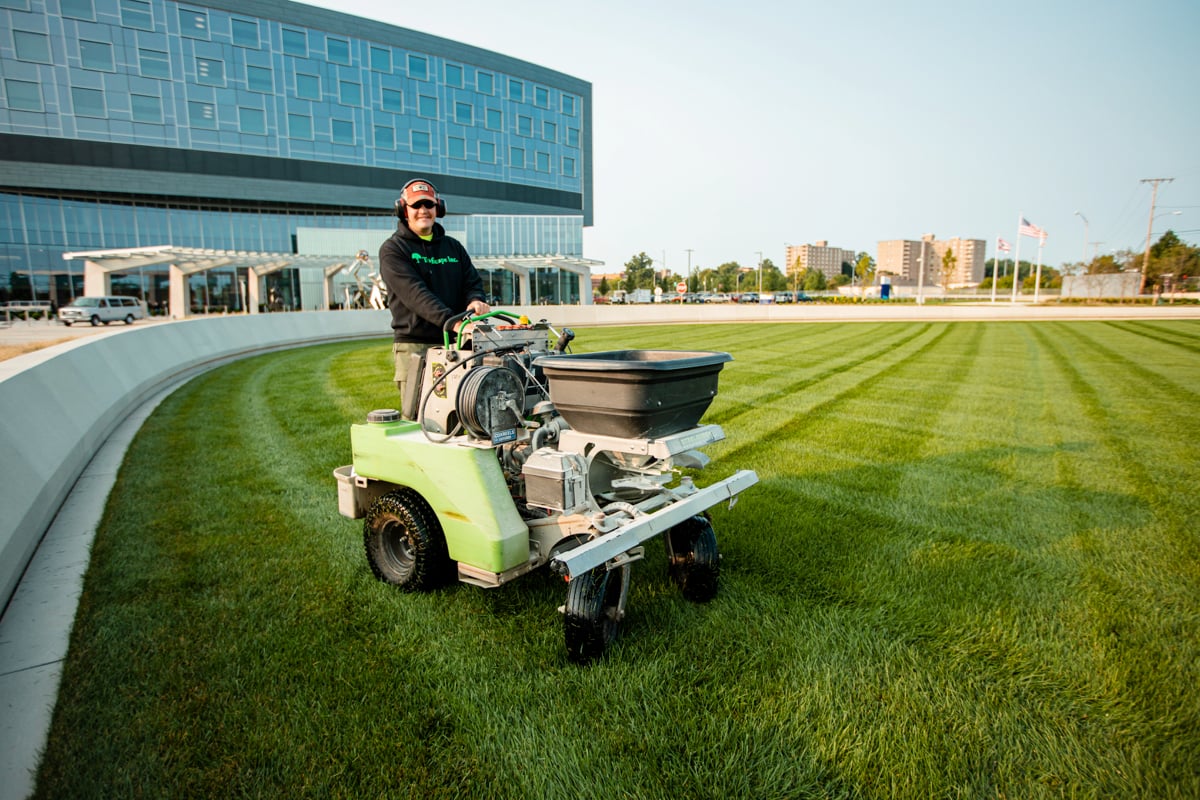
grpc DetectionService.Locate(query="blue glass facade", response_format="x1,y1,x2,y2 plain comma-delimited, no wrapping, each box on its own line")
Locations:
0,0,592,305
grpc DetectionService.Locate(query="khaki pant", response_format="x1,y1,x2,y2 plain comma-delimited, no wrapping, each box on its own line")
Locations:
393,342,432,418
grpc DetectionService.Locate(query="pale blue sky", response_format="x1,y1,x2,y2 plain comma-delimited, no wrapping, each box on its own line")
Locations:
306,0,1199,274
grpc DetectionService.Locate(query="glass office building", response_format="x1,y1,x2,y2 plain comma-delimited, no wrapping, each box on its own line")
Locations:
0,0,593,309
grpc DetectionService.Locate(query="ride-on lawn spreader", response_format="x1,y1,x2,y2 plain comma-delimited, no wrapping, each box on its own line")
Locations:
334,311,757,662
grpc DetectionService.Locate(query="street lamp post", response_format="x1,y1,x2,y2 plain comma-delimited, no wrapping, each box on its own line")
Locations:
755,251,763,294
1074,211,1089,267
916,240,927,305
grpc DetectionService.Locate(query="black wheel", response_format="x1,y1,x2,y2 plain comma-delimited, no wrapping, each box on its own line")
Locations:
563,563,631,664
90,314,100,326
124,314,134,325
666,515,720,602
63,321,72,327
363,488,454,592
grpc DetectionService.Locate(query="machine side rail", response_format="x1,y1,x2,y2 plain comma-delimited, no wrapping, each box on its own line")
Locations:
551,469,759,580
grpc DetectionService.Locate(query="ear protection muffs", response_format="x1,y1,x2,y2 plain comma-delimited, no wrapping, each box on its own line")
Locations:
395,179,447,220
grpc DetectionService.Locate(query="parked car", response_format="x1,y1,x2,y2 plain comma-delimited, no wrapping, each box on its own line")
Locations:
774,291,794,304
738,292,759,304
58,296,148,326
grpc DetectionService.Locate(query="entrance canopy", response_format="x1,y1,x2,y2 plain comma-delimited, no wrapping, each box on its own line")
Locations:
63,246,602,317
63,246,354,318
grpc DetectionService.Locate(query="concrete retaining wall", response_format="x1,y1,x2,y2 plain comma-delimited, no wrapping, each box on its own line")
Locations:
0,310,393,610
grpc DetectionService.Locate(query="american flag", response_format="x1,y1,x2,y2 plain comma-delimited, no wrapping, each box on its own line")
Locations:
1019,218,1047,240
997,238,1011,253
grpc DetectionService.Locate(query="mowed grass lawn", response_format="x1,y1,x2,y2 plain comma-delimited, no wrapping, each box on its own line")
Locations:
35,320,1199,799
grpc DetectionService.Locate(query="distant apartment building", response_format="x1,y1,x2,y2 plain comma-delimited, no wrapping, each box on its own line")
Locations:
877,234,986,287
931,237,987,288
785,241,856,281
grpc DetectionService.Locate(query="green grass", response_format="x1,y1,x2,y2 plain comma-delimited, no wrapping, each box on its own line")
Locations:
35,320,1200,799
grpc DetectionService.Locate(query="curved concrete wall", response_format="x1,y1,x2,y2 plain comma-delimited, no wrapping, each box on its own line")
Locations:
0,309,391,609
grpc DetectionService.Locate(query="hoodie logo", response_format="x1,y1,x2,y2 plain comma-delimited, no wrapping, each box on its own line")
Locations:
412,253,459,266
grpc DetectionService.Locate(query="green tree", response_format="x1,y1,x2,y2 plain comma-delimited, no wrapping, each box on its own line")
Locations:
940,247,957,287
597,275,610,297
801,268,827,291
622,252,655,291
854,252,876,287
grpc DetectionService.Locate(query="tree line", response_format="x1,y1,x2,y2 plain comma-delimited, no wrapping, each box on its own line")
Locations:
601,231,1198,298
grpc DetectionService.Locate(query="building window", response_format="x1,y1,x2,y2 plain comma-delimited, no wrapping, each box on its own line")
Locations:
282,28,306,56
4,79,43,112
509,147,524,168
131,93,161,123
444,63,462,87
332,119,353,144
567,126,579,147
370,46,390,72
562,156,576,177
339,80,361,106
486,108,501,131
448,136,465,159
288,113,312,139
239,106,265,134
374,125,393,149
71,86,106,118
231,18,258,48
418,95,437,118
120,0,152,31
327,36,350,65
408,54,427,79
534,86,548,107
188,100,216,128
178,7,208,38
454,101,472,125
516,115,531,136
411,130,430,154
543,121,556,142
508,78,523,102
247,65,272,93
61,0,95,21
13,31,51,63
296,72,320,100
476,71,493,94
536,151,550,172
562,94,576,116
80,40,114,71
381,87,402,112
196,57,224,86
139,48,170,78
479,141,495,163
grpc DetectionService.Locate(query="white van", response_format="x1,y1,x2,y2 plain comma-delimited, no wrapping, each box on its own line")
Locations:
58,296,148,326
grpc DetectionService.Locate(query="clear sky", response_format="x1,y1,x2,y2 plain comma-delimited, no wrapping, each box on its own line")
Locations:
302,0,1199,275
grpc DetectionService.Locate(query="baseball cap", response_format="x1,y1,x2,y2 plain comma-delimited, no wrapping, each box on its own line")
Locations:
403,180,437,206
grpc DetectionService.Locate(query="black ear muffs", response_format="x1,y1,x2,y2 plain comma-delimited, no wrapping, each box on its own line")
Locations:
396,179,447,219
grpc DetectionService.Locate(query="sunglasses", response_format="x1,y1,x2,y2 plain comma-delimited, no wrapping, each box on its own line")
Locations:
409,200,435,210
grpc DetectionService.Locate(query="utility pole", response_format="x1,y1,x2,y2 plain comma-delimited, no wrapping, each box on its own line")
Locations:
1140,178,1174,296
755,251,763,293
685,248,694,291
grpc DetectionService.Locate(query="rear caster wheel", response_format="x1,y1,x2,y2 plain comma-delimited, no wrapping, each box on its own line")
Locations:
363,488,454,592
563,563,631,664
666,515,720,602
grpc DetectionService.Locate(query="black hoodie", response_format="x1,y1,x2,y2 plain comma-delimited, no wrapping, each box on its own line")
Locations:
379,219,486,344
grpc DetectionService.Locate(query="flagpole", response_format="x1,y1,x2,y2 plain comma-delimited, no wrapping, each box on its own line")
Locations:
990,236,999,303
1010,214,1022,304
1033,234,1045,303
